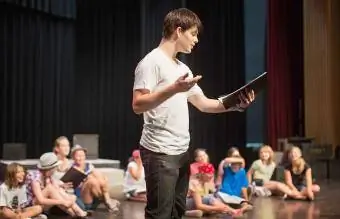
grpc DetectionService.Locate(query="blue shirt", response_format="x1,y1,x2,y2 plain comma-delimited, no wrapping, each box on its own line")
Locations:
219,166,248,197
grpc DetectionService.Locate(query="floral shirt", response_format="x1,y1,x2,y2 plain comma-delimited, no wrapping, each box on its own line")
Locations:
25,170,52,204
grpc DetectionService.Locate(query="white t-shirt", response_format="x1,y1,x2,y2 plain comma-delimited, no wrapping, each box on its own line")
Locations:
0,183,29,209
133,48,203,155
123,162,146,193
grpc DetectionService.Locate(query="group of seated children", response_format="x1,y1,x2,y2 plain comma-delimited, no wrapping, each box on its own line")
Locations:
0,139,321,219
0,136,120,219
183,145,321,218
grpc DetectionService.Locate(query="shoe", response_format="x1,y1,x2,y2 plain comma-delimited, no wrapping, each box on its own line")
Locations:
185,210,204,217
255,187,266,197
263,187,272,197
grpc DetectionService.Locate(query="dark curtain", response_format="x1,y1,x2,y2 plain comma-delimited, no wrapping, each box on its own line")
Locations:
266,0,304,150
185,0,246,165
75,0,246,166
74,0,142,164
0,3,75,157
0,0,76,19
1,0,246,167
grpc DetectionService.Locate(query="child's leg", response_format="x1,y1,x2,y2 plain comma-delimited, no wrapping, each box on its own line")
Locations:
264,181,297,196
85,174,119,211
57,188,88,216
42,184,82,217
0,207,18,219
299,184,320,201
81,177,103,204
90,172,117,204
20,205,43,218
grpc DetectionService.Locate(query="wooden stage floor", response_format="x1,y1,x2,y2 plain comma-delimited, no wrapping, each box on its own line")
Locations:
49,180,340,219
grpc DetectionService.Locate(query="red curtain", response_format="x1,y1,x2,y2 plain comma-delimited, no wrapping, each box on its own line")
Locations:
266,0,303,150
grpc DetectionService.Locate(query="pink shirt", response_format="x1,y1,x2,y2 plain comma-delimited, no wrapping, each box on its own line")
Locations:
190,162,215,185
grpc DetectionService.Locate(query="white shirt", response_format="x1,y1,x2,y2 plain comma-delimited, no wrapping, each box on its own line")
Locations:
133,48,203,155
0,183,29,209
123,162,146,193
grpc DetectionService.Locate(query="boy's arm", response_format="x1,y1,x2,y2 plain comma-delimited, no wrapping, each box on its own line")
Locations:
188,90,255,113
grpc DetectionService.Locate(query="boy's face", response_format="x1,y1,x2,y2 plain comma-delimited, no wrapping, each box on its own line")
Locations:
176,26,199,54
230,163,241,172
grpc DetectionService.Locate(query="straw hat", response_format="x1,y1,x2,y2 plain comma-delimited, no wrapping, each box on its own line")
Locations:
37,152,60,170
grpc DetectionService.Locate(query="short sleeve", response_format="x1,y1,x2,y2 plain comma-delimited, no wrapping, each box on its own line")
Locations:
133,61,159,92
128,162,138,170
86,163,95,175
186,72,204,97
241,169,249,188
0,185,7,207
250,160,260,171
284,164,292,171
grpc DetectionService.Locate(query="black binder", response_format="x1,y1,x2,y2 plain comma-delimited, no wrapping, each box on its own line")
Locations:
60,167,87,188
218,72,267,108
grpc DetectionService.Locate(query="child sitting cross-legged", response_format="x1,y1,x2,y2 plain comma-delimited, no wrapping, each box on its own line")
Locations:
25,152,88,218
71,145,120,213
216,154,253,214
185,163,242,218
0,163,46,219
247,145,300,198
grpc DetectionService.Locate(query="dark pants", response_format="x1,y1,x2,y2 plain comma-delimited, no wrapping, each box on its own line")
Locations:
140,146,190,219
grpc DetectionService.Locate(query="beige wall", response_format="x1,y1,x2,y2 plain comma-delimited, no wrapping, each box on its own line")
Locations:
304,0,340,150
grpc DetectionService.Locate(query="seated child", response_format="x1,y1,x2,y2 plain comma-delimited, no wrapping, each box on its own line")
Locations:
217,155,252,213
247,145,299,198
123,150,147,202
215,147,245,188
0,163,46,219
190,148,210,176
71,145,120,212
26,152,88,218
284,146,320,200
185,163,242,218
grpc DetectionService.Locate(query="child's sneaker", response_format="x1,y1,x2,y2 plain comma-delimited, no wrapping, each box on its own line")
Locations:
263,187,272,196
185,210,204,217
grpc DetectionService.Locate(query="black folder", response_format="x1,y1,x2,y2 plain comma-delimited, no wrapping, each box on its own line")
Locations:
60,167,87,188
0,162,8,182
218,72,267,108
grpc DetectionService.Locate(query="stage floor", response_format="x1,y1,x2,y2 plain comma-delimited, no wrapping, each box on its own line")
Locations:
47,180,340,219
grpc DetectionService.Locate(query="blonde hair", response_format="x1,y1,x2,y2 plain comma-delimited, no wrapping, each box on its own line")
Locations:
4,163,26,189
259,145,274,164
290,146,306,174
194,148,209,162
53,136,68,154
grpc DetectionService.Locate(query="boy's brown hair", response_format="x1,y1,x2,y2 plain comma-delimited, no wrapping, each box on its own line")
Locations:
163,8,202,39
4,163,27,189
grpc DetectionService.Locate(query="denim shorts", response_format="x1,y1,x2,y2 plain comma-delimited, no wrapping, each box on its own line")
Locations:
295,184,306,192
186,194,215,210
